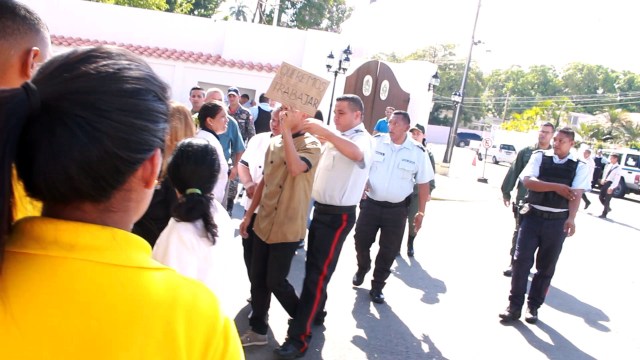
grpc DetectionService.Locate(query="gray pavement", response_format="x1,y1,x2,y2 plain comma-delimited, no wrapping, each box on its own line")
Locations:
208,146,640,359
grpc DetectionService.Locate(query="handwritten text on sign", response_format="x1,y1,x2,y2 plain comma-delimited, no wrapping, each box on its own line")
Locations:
266,62,330,115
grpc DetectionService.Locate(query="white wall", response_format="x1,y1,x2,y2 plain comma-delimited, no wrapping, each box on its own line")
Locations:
23,0,436,123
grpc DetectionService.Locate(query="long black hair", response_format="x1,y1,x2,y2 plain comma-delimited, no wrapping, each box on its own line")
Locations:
0,46,170,263
167,138,220,244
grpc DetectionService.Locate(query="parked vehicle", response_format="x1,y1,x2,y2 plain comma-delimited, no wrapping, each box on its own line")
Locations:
455,132,482,147
595,148,640,199
477,143,517,165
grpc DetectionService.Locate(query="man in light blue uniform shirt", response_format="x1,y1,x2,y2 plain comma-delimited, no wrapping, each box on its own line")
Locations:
352,110,434,304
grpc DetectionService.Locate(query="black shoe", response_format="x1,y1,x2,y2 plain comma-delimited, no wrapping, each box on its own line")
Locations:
598,214,607,219
352,266,370,286
369,289,385,304
313,310,327,326
274,341,305,359
503,266,513,277
525,307,538,324
407,247,415,257
584,201,591,209
499,306,521,322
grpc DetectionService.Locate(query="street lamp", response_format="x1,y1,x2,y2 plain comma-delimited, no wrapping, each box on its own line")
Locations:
442,0,482,165
428,72,440,92
325,45,352,125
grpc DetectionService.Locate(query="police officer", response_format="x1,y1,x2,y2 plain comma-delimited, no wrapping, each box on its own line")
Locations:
352,110,435,304
500,127,591,324
500,122,554,276
274,94,372,359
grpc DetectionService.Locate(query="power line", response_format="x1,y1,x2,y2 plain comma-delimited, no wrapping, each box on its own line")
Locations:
433,99,640,109
433,91,640,102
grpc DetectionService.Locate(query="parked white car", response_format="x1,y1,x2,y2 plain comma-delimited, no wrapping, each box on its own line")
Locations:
477,144,517,165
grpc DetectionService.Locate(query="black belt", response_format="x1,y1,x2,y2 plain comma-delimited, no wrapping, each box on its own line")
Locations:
529,207,569,220
314,202,357,214
366,197,408,208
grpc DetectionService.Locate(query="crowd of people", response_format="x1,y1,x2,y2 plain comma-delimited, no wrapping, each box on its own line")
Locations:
0,1,624,359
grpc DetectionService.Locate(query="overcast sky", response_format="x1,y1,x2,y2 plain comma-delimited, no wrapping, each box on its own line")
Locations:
345,0,640,73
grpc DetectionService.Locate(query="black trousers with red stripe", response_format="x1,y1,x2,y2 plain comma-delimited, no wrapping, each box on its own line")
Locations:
286,206,356,351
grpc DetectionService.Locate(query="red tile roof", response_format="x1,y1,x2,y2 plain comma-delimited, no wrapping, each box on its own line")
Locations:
51,35,279,73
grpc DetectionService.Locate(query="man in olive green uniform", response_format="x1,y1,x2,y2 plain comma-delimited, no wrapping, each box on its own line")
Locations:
500,122,554,276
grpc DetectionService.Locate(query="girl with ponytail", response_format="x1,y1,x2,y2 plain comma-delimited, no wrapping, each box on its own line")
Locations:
152,138,232,288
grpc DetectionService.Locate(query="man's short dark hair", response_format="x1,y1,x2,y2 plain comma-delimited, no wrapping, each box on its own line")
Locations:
392,110,411,125
557,127,575,140
241,93,250,101
0,0,49,44
259,93,269,104
190,86,204,95
542,122,555,131
336,94,364,116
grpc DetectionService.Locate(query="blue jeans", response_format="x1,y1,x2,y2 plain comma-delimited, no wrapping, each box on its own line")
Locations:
509,213,567,310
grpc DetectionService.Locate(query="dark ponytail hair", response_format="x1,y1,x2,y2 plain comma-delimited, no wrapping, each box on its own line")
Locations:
1,46,170,263
167,138,221,244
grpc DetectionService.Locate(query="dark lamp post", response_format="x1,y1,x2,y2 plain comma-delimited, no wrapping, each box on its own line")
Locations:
429,72,441,91
325,45,352,125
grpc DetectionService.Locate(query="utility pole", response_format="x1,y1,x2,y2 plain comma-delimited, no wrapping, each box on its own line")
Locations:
501,92,510,121
442,0,482,165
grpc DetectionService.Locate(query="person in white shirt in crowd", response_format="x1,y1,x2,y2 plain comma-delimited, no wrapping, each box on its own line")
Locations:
195,102,229,203
237,107,282,280
240,93,252,108
598,153,622,219
580,148,596,209
152,138,232,290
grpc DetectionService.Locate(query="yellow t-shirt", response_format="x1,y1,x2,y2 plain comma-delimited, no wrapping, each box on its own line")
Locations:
0,217,244,360
11,166,42,220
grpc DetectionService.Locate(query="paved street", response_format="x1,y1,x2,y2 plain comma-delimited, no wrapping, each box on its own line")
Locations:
208,146,640,359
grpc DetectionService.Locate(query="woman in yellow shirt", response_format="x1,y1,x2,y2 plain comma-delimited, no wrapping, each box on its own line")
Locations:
0,46,244,360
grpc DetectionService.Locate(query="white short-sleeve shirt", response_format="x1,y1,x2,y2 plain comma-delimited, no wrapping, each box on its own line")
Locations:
312,123,372,206
520,150,592,211
238,132,273,210
152,199,232,291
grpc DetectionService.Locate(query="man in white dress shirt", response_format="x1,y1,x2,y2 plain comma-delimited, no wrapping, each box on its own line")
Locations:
598,153,621,218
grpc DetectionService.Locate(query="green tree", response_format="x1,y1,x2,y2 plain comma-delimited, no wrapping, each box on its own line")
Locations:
88,0,168,11
89,0,222,17
500,107,540,132
229,0,250,21
266,0,352,33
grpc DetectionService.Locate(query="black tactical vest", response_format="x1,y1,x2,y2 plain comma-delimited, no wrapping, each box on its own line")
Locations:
525,153,579,209
254,107,272,135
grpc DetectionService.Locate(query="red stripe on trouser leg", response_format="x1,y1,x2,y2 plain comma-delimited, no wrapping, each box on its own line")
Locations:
298,213,348,352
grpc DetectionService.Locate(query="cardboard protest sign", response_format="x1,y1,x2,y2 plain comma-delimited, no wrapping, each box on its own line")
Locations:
265,62,330,115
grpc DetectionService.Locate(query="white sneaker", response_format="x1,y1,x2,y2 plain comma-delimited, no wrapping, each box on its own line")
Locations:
240,329,267,347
